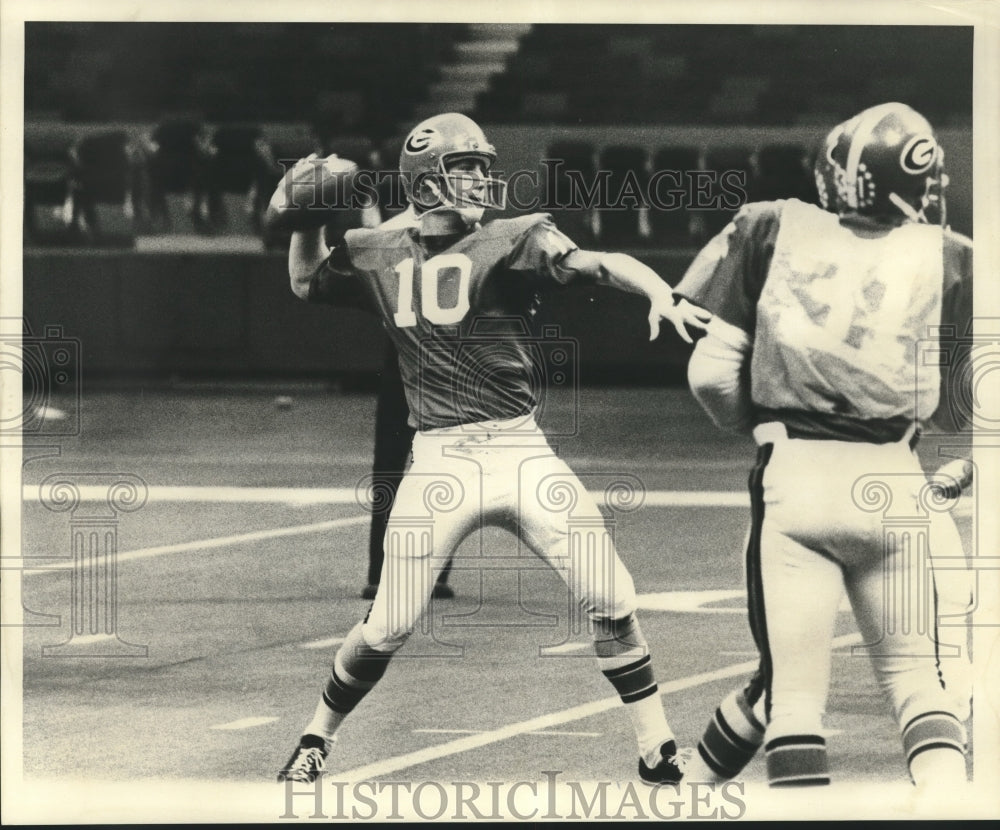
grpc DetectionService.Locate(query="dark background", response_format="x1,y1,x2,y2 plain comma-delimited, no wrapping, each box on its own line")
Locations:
21,22,974,386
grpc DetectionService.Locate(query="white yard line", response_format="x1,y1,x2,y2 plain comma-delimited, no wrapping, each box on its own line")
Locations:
333,632,864,783
22,484,362,505
299,637,346,650
413,728,602,737
20,484,750,506
210,717,279,730
21,482,972,513
20,515,368,575
542,642,590,654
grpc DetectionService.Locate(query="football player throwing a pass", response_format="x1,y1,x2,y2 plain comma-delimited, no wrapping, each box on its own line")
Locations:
272,113,711,785
674,103,974,794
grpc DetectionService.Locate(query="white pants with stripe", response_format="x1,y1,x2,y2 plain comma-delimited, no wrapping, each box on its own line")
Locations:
362,412,638,650
747,422,971,742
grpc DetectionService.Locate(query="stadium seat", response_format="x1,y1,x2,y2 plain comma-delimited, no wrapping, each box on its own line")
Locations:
648,145,701,246
210,124,269,235
694,145,754,244
752,142,817,204
543,140,598,246
145,118,216,234
596,145,649,246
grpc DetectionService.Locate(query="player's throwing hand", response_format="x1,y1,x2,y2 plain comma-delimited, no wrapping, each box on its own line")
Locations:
650,296,713,343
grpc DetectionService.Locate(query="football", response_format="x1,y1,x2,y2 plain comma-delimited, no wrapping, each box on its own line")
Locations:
263,153,360,233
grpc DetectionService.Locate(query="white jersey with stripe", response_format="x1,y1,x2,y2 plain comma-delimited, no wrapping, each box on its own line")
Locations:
751,198,944,420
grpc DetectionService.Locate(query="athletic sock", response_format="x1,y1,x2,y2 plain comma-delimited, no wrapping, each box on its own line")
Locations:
694,686,766,781
303,623,395,743
594,613,674,766
903,711,968,786
764,733,830,786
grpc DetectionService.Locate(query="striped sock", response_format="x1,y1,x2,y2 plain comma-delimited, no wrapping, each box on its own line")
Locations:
903,711,967,786
765,734,830,787
304,623,395,741
595,614,673,766
696,687,766,780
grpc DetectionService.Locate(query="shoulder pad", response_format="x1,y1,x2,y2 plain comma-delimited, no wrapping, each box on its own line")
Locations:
943,227,973,253
345,224,411,250
736,199,786,226
479,212,554,239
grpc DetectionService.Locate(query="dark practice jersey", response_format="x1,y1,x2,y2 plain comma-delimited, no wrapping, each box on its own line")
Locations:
309,213,579,430
675,198,973,439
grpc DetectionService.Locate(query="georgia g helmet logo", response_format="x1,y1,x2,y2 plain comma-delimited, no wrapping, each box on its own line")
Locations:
404,128,437,155
900,134,938,175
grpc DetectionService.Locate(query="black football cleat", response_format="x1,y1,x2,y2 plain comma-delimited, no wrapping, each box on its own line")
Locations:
277,734,328,783
639,740,686,785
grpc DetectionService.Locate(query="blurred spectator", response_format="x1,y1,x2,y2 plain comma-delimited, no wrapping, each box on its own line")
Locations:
190,123,222,233
67,129,140,246
144,118,221,234
23,129,76,244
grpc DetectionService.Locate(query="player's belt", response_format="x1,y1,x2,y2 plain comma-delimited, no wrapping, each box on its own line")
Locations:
753,409,919,448
420,408,540,437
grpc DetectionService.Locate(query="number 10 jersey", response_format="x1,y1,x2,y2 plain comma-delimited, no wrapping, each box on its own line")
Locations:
309,212,579,431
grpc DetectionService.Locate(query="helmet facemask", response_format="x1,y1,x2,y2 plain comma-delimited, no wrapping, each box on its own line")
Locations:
410,152,507,224
888,148,948,226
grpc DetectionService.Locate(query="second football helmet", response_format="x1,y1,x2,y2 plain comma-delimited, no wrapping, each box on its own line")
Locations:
813,120,849,214
398,113,507,221
819,102,947,225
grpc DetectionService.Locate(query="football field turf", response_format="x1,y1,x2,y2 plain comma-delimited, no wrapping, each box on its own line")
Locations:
8,386,993,821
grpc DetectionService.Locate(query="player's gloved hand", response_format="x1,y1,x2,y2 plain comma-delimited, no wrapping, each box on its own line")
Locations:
650,295,713,343
931,458,974,499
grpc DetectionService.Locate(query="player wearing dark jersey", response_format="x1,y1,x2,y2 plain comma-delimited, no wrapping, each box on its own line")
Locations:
274,113,711,785
675,104,974,798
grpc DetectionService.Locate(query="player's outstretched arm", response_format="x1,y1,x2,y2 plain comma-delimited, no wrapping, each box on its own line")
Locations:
562,250,712,342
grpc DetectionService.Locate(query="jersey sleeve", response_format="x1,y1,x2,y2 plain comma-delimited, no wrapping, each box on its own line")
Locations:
941,229,973,336
503,215,580,286
673,201,783,336
932,230,974,433
306,244,374,312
